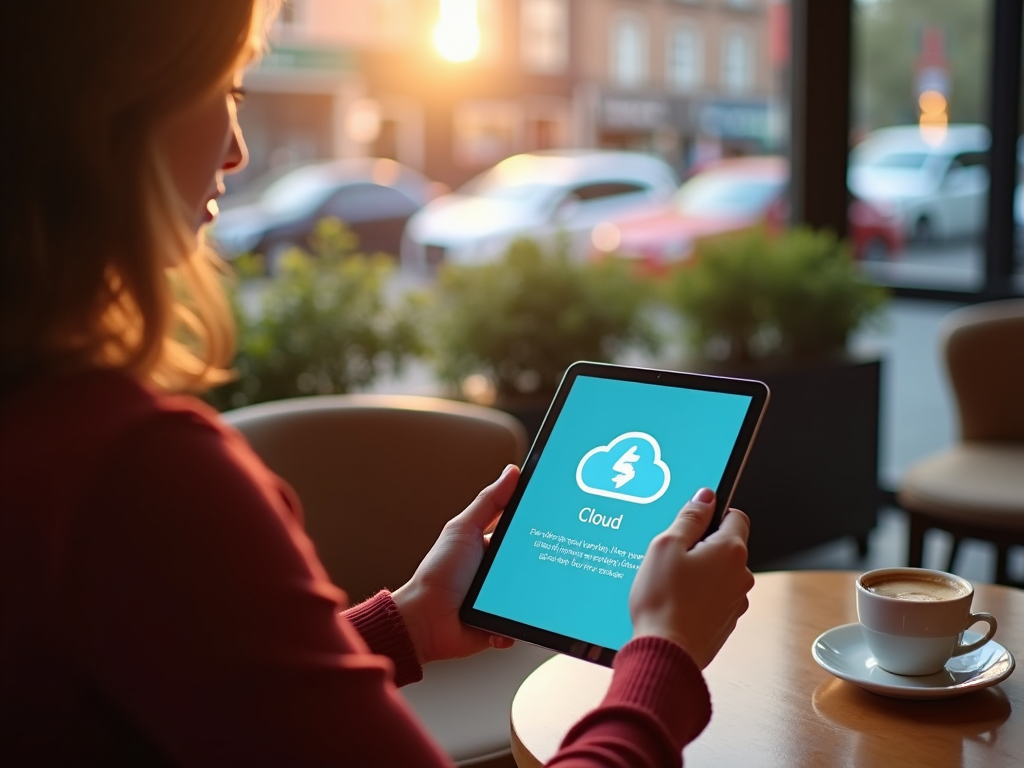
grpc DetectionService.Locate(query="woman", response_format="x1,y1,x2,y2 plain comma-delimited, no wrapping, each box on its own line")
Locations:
0,2,755,766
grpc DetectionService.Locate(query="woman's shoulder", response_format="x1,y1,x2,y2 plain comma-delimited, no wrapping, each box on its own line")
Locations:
0,369,243,491
2,368,219,435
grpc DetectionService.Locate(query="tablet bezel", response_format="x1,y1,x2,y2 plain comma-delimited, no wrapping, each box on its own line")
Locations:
459,361,770,666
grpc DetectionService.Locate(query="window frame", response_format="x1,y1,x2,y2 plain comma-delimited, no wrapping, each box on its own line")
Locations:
793,0,1021,301
609,11,649,89
666,20,704,93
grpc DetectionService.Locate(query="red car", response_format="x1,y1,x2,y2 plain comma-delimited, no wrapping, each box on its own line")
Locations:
588,156,904,269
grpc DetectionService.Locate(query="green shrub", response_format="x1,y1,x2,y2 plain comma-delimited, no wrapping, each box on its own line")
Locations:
205,219,422,410
666,226,887,364
417,236,660,399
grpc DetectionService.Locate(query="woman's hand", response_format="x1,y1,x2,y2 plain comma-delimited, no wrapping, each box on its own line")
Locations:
392,465,519,665
629,487,754,669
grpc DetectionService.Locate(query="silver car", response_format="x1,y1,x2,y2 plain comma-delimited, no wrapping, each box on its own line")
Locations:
848,124,991,243
402,149,680,269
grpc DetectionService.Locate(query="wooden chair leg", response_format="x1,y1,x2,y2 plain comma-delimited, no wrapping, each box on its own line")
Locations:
907,512,928,568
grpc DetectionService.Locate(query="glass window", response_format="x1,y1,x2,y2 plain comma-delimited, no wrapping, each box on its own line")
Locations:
569,181,648,201
721,27,754,94
850,0,1001,289
667,23,703,93
321,183,417,221
611,13,648,88
521,0,569,74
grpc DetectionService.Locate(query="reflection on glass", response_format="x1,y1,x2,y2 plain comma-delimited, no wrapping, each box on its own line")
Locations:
851,0,994,290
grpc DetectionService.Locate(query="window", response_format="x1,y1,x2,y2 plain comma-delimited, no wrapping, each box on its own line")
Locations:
521,0,568,74
611,14,648,88
569,181,647,201
667,23,703,92
721,27,754,94
320,184,417,222
850,0,1022,294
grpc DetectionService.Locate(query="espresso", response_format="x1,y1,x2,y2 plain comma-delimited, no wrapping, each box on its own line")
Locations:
862,574,967,602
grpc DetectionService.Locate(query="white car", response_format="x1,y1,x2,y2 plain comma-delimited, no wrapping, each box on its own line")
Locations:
848,124,991,242
402,149,680,268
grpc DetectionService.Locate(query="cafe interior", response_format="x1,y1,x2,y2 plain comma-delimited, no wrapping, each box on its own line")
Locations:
4,1,1021,766
213,3,1023,767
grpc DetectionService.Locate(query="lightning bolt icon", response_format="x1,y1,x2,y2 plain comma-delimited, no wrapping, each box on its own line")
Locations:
611,445,640,489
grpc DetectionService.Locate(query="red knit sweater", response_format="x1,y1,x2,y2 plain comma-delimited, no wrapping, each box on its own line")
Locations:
0,371,711,767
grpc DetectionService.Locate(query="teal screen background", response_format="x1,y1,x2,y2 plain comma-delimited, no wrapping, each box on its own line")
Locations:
473,375,753,651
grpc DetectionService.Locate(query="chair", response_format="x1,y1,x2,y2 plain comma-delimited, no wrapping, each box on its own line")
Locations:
897,298,1024,586
222,393,555,768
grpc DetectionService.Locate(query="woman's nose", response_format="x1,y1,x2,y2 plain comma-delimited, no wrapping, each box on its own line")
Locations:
223,119,248,174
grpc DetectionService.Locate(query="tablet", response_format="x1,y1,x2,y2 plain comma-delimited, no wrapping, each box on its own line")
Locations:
459,361,769,666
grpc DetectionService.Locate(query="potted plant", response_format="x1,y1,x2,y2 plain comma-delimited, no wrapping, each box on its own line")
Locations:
205,219,423,411
663,225,889,566
414,235,661,439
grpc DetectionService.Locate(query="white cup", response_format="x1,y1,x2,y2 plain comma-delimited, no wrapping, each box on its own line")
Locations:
856,567,998,676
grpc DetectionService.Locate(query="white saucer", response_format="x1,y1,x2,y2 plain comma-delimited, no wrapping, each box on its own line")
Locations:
811,623,1016,700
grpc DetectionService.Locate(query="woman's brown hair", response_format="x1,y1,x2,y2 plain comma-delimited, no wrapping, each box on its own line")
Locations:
0,0,274,392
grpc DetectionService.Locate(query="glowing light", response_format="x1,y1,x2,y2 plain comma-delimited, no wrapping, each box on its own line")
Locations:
917,89,948,146
345,98,381,144
371,158,401,186
433,0,480,62
591,222,622,252
461,373,496,405
918,90,947,116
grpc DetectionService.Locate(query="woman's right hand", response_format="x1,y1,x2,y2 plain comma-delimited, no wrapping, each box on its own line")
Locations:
628,487,754,669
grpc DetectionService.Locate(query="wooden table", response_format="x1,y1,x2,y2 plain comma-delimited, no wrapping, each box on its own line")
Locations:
510,571,1023,768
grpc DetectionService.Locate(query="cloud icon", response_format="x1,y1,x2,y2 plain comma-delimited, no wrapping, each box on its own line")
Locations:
576,432,671,504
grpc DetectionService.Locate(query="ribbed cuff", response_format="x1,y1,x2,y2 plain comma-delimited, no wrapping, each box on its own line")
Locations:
605,636,712,749
343,590,423,687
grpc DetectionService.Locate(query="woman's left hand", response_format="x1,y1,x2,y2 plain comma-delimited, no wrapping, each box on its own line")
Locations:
392,464,519,665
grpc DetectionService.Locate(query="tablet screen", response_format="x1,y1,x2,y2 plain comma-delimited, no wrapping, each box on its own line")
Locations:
462,363,768,662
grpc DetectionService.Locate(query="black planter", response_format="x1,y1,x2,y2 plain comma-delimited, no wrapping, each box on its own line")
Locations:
699,354,884,567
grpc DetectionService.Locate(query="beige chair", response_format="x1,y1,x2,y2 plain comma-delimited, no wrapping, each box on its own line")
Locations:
222,394,555,768
897,298,1024,586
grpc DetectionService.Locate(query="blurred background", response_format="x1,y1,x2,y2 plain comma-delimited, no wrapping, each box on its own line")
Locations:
209,0,1023,581
216,0,1021,291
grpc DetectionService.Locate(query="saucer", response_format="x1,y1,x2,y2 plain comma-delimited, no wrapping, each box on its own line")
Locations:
811,623,1016,700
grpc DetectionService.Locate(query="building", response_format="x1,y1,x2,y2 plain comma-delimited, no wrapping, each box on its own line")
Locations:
573,0,782,176
233,0,783,191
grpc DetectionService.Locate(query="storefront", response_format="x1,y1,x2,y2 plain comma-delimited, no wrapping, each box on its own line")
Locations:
590,90,774,177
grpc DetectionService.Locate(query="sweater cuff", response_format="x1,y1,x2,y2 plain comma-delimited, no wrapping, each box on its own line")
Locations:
342,590,423,687
605,636,712,749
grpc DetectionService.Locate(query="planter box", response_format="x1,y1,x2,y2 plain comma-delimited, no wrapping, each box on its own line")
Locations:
715,354,884,567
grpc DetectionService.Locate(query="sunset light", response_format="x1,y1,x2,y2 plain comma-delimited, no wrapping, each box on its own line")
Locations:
433,0,480,62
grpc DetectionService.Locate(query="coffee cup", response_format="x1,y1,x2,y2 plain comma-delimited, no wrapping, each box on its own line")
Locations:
855,567,997,676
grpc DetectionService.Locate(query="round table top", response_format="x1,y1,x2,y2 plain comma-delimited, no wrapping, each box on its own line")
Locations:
510,570,1024,768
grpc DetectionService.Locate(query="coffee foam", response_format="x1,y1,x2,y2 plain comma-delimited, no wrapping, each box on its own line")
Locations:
862,575,967,602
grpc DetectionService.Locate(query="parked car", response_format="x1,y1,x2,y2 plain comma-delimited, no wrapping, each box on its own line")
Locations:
847,195,907,262
589,156,903,270
401,149,680,269
847,124,991,243
210,157,440,267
